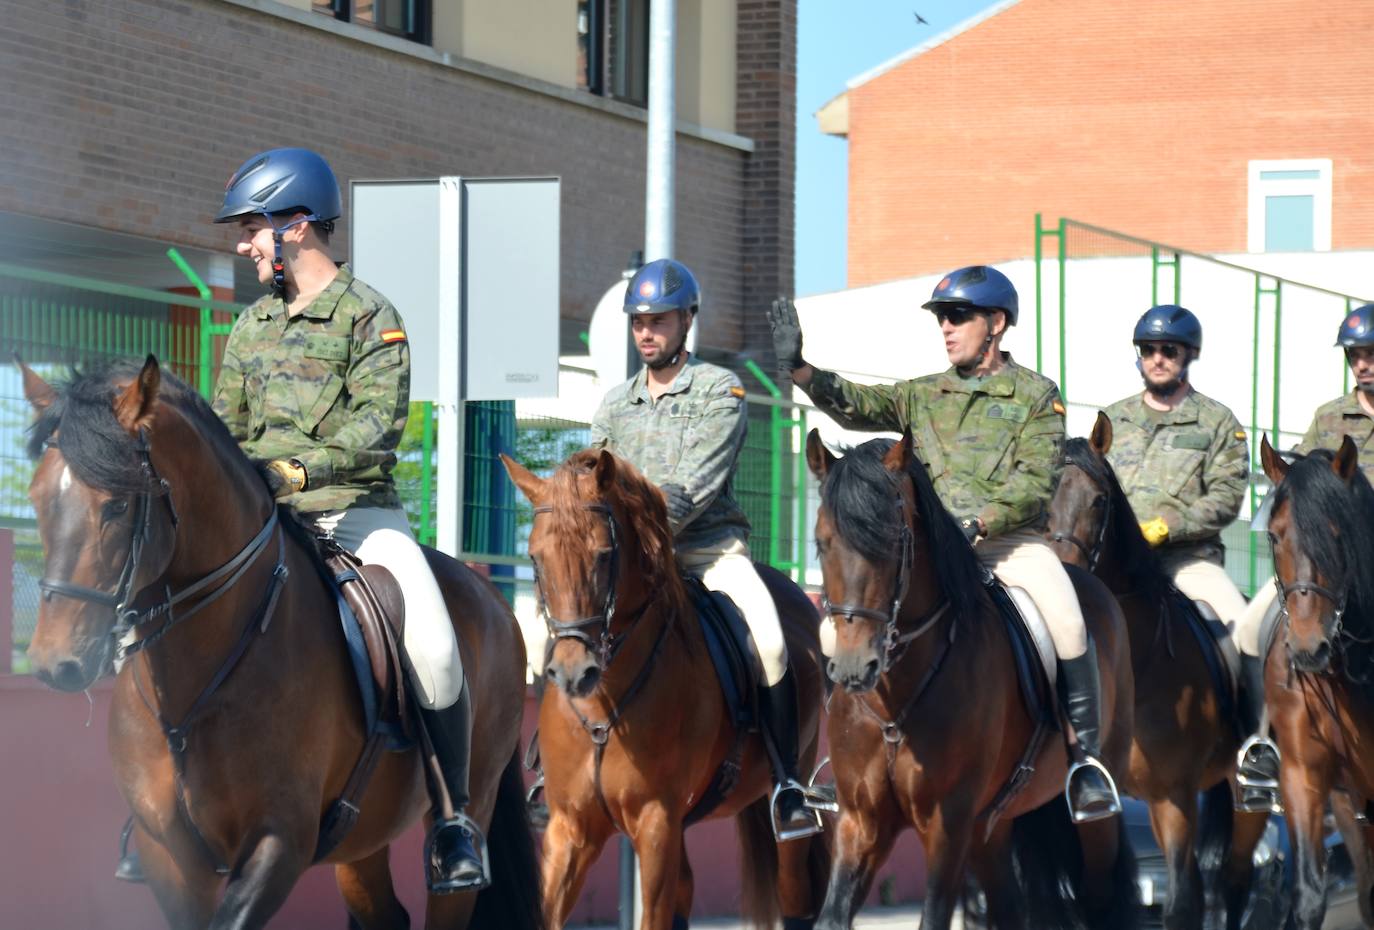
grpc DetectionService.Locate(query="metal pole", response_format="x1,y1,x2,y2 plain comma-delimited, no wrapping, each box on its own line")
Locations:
1034,213,1044,372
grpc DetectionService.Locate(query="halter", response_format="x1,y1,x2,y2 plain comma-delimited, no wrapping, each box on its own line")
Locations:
1047,454,1110,573
530,503,625,668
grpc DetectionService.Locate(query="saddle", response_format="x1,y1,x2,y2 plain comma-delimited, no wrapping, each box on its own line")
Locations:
1177,592,1241,731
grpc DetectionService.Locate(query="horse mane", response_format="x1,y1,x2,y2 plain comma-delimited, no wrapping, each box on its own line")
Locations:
25,360,254,495
1274,448,1374,686
545,449,687,612
821,437,987,625
1061,437,1169,603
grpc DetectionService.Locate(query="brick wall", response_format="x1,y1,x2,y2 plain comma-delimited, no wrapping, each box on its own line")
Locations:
844,0,1374,286
0,0,794,356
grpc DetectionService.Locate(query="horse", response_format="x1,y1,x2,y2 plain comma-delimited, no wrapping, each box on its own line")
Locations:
20,356,541,930
808,431,1138,930
1259,434,1374,930
500,448,830,930
1045,412,1269,930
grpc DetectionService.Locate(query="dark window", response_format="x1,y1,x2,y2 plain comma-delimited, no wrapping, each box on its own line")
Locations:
313,0,431,45
580,0,648,106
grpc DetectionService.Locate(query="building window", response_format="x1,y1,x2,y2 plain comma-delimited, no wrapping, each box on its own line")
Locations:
313,0,431,45
1247,159,1332,253
578,0,648,105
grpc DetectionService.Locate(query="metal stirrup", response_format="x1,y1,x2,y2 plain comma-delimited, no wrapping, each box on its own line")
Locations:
769,780,825,842
1063,757,1122,824
1236,735,1282,790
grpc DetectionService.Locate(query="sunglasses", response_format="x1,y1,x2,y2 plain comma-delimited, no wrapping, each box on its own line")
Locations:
933,307,983,326
1137,343,1183,361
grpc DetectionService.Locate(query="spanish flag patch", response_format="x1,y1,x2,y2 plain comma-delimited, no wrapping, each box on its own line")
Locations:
1052,400,1066,415
729,386,746,399
1235,430,1247,441
380,329,406,344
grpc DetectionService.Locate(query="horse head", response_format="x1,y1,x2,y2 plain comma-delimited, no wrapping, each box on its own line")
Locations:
1047,411,1114,571
503,448,675,699
1260,434,1373,674
808,429,922,693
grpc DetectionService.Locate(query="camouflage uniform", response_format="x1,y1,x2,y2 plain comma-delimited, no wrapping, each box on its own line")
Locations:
590,356,789,685
1102,389,1250,644
802,355,1090,659
1238,390,1374,654
212,264,463,709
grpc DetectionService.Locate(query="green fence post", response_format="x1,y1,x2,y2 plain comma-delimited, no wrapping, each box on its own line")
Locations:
420,401,435,547
744,359,786,569
1035,213,1045,372
165,248,214,398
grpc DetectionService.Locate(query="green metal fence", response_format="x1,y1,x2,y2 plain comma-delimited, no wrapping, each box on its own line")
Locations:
1034,215,1373,594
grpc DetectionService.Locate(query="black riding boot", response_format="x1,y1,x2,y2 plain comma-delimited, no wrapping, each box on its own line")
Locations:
761,669,823,841
420,683,491,893
115,815,144,883
525,674,549,829
1059,647,1122,823
1236,652,1282,813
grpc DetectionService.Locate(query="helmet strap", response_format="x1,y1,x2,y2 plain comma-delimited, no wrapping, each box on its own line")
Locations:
263,213,319,298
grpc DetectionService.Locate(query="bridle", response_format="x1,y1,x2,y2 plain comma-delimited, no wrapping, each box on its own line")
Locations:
530,503,627,669
1269,535,1350,646
1048,454,1110,573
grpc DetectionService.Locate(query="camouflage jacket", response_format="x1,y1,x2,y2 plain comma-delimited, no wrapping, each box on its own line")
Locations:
212,264,409,513
803,355,1065,538
590,356,751,552
1102,389,1248,561
1297,391,1374,484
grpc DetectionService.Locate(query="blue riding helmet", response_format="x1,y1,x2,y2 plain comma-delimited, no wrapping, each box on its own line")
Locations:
922,266,1019,326
1133,305,1202,353
1336,304,1374,348
214,147,342,225
623,259,702,315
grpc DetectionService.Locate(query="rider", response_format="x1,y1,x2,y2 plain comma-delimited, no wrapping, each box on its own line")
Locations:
1231,301,1374,809
1098,306,1266,809
589,257,822,841
768,265,1122,823
208,147,486,892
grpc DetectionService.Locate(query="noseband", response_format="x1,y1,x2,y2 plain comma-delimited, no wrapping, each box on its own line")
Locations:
1048,455,1109,573
531,503,631,669
1273,571,1349,643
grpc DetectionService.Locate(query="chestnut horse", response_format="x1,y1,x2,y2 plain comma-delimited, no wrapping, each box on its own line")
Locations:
1259,435,1374,930
809,432,1139,930
21,357,540,930
1046,413,1268,930
501,449,830,930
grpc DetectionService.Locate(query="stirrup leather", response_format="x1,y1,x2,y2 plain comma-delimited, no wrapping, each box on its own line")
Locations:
1063,756,1122,823
424,811,491,894
1236,735,1281,789
770,780,826,841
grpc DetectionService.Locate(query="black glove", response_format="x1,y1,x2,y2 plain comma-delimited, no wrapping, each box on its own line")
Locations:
766,296,806,372
660,483,694,523
958,515,983,543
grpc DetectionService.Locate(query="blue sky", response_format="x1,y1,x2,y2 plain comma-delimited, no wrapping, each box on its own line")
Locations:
795,0,1001,296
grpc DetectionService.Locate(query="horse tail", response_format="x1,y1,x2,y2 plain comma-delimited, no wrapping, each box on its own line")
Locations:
1011,798,1085,930
1197,776,1234,875
736,797,781,930
471,751,545,930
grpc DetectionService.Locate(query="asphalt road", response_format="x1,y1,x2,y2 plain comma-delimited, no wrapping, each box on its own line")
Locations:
578,906,935,929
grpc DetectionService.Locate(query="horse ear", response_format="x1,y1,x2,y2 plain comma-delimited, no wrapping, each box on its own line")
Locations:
1260,434,1288,485
882,430,914,473
1090,411,1113,454
805,428,835,479
1333,434,1360,483
15,355,56,411
113,354,160,434
500,453,545,504
593,448,617,492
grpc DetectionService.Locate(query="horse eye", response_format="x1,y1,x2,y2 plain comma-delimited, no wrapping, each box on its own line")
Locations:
102,499,130,522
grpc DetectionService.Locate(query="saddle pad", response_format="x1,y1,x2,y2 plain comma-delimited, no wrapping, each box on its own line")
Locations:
685,577,762,731
1187,597,1241,719
1259,583,1284,661
1004,586,1058,691
986,582,1055,726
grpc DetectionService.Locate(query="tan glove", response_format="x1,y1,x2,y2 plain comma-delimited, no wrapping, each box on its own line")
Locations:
1139,516,1170,547
263,459,307,498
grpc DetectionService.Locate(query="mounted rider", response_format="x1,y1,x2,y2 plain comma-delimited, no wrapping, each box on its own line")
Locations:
1098,305,1268,810
208,147,488,892
589,257,824,841
768,265,1123,823
1233,301,1374,809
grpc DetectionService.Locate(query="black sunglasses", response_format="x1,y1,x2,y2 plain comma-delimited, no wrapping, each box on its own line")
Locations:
933,307,984,326
1137,343,1182,360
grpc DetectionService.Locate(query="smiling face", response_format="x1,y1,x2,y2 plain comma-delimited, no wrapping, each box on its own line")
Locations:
234,213,311,286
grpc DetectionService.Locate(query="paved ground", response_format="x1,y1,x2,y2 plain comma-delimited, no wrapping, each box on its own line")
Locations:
577,905,945,929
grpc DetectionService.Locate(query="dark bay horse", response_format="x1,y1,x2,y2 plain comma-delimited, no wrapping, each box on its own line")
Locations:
501,449,830,930
21,357,540,930
1046,412,1268,930
1259,435,1374,930
808,431,1138,930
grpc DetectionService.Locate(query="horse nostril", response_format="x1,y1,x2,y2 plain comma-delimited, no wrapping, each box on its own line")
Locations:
573,665,601,696
864,658,879,682
826,659,839,682
52,659,86,693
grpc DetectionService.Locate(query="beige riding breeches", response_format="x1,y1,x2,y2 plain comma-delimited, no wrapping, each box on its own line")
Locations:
1233,576,1278,658
976,528,1089,660
309,506,463,710
678,538,789,686
1162,556,1252,653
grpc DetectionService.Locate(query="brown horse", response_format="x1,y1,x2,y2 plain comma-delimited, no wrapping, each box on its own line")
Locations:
1259,435,1374,930
1046,413,1269,930
808,431,1138,930
21,357,540,930
501,448,830,930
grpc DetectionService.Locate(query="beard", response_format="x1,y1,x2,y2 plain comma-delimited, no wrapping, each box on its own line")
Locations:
1143,368,1188,399
645,336,687,371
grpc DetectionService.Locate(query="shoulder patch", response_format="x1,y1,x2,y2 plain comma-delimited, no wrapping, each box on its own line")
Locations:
1234,430,1247,441
380,329,406,343
729,385,745,399
1052,400,1066,416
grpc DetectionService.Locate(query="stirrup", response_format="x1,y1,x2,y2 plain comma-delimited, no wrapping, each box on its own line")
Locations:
525,771,549,830
770,780,825,842
1234,782,1283,815
804,757,840,813
425,812,491,894
1236,735,1281,790
1064,757,1122,824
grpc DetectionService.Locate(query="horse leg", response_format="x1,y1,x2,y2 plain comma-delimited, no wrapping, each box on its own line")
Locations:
1147,793,1203,930
205,831,312,930
777,834,824,929
1282,763,1331,930
1220,807,1268,930
541,810,611,929
969,820,1025,930
672,834,693,930
1330,792,1374,926
334,846,410,930
629,806,684,930
916,800,977,930
139,828,219,930
815,802,899,930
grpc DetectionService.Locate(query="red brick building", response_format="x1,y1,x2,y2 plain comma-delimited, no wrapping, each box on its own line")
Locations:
818,0,1374,287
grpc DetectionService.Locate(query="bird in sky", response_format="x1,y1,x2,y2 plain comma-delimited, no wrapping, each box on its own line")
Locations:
914,11,929,24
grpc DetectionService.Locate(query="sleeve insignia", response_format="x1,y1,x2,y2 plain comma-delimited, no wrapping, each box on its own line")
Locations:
380,329,407,343
729,386,746,399
1234,430,1247,441
1052,400,1066,416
